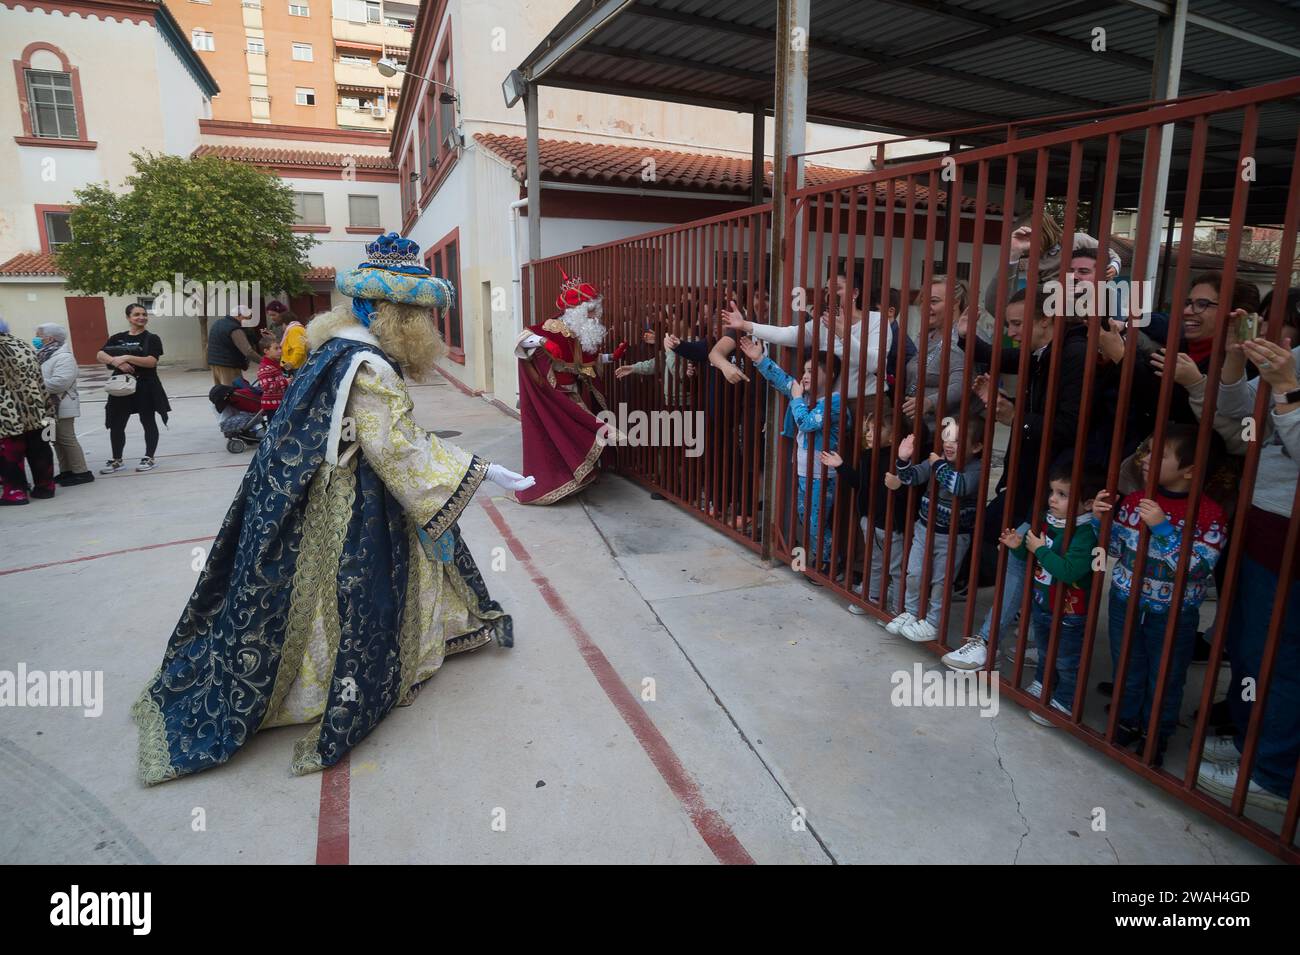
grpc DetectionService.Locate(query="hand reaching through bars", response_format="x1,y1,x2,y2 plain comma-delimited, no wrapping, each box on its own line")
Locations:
820,450,843,469
737,335,763,363
999,526,1024,550
1091,489,1115,521
721,300,750,333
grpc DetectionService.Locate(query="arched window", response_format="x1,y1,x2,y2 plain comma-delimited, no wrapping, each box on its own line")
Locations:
13,42,94,149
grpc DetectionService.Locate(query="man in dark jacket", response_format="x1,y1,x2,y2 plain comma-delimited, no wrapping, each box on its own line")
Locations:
944,287,1094,670
207,305,260,386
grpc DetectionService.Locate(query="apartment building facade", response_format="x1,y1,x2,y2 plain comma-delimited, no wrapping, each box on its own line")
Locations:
389,0,951,403
170,0,417,132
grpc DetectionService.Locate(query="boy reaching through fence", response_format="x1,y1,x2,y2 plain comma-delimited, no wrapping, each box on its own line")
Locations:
885,413,984,643
998,458,1104,726
1093,423,1226,766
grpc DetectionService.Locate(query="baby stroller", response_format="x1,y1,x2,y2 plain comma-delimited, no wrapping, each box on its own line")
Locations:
208,381,268,453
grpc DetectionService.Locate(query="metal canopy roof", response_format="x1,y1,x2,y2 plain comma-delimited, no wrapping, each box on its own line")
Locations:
513,0,1300,222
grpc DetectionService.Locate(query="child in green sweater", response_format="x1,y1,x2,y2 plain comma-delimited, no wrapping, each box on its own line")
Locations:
998,458,1104,726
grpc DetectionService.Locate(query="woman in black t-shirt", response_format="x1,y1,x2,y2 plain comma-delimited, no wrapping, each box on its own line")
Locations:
95,303,171,473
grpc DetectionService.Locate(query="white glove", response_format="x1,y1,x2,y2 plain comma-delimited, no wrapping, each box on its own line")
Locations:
486,462,536,493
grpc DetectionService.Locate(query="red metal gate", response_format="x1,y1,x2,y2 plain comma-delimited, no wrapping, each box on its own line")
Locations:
522,75,1300,862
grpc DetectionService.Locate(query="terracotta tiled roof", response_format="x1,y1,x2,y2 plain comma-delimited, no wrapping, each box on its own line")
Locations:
194,144,395,171
0,251,62,277
473,133,998,212
304,265,336,282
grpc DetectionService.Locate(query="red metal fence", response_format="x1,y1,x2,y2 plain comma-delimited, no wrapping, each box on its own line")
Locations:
522,75,1300,862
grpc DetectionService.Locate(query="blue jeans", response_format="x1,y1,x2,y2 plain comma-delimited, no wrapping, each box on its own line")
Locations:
1226,555,1300,798
1030,604,1086,709
978,551,1028,643
796,474,835,566
1107,590,1200,741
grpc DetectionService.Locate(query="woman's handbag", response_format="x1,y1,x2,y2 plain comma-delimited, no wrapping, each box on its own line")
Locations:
104,373,137,397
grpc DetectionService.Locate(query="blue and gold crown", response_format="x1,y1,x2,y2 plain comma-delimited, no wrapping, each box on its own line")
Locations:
364,232,422,268
338,231,454,319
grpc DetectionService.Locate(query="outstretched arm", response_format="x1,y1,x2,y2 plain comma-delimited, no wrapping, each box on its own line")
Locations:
348,361,490,538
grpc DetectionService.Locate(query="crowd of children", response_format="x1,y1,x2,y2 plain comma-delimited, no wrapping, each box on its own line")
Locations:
606,231,1298,815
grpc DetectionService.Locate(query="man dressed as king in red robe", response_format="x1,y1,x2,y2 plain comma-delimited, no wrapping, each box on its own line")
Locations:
513,269,626,505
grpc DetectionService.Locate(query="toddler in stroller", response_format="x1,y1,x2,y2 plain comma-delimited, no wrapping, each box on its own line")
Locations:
208,379,268,453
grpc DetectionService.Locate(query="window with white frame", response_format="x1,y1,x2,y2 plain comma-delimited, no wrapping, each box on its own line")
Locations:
292,192,326,226
295,87,315,105
44,211,73,248
333,0,379,22
339,54,370,66
289,2,309,13
292,42,313,61
191,30,215,52
24,70,79,139
348,195,381,228
247,37,265,54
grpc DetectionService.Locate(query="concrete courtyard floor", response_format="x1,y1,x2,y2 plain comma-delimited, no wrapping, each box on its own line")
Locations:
0,365,1279,864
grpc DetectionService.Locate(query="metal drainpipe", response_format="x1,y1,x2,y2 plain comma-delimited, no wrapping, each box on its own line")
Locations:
509,197,528,336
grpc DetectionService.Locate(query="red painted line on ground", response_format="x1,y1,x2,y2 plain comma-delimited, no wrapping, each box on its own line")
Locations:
315,753,351,865
0,535,215,576
487,396,522,420
480,497,756,865
434,364,483,397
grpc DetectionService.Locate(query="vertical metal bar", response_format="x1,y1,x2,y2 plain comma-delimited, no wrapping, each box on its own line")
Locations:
958,158,993,639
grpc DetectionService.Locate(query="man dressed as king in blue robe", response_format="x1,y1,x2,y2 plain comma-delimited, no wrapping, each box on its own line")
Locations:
132,233,534,784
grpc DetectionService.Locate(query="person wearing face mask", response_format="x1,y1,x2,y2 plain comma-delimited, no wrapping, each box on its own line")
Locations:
34,323,92,485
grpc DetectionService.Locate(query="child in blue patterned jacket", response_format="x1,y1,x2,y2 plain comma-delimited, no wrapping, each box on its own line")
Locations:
739,336,847,570
885,413,984,643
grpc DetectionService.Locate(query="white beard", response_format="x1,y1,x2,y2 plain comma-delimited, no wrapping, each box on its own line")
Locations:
561,299,607,353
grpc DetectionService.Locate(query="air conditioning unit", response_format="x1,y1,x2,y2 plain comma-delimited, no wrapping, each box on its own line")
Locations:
370,106,386,118
443,128,463,149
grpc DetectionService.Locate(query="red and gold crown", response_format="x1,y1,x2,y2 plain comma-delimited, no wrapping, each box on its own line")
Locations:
556,267,600,311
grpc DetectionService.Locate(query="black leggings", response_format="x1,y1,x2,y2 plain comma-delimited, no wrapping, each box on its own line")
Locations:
111,409,159,459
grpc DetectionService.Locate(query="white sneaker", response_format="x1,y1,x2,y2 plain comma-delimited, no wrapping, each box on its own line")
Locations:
901,618,937,643
1001,642,1040,665
1202,735,1241,766
135,456,157,472
1028,698,1071,727
942,638,987,671
885,611,915,635
1197,760,1289,813
99,459,124,475
1025,680,1043,699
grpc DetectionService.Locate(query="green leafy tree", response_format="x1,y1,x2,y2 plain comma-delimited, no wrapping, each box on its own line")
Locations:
56,151,317,355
